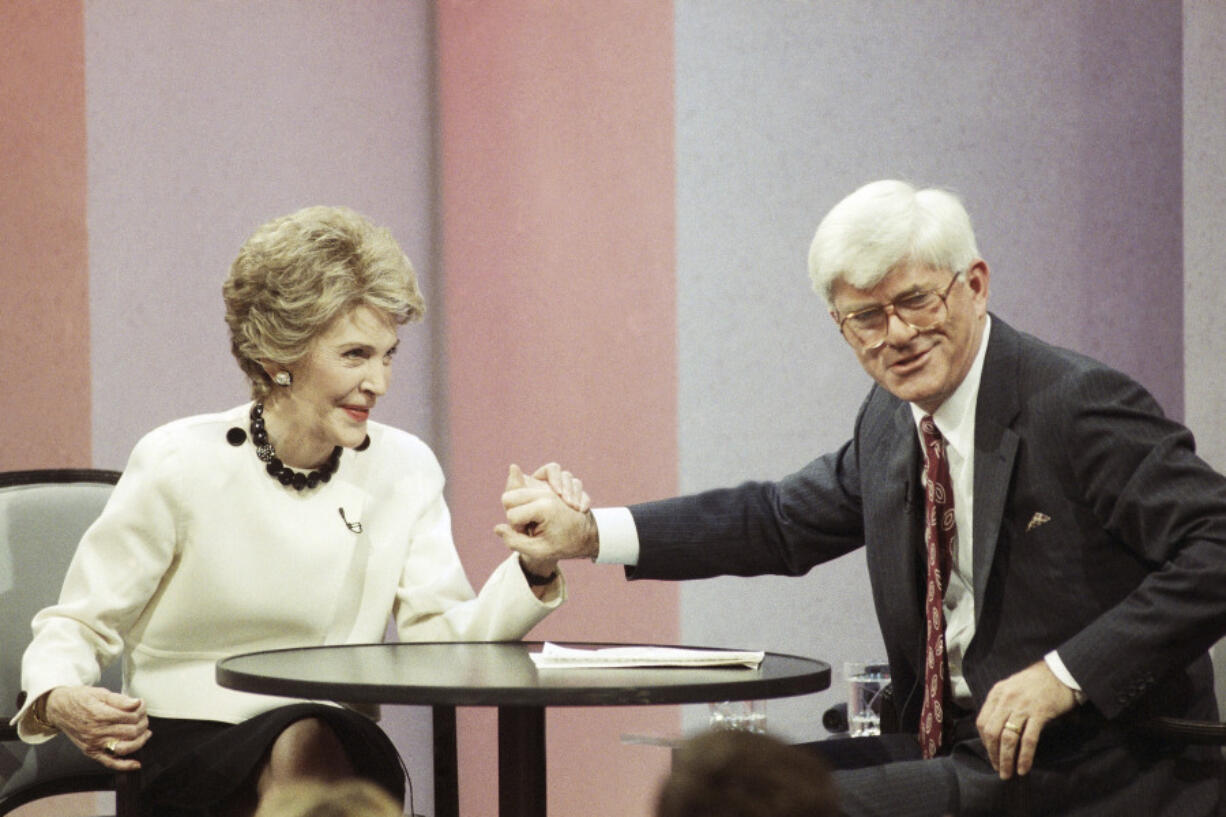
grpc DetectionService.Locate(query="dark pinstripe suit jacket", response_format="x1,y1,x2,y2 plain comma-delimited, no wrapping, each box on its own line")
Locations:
628,317,1226,808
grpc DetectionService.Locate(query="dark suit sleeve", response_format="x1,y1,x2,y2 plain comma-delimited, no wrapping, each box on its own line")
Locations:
1047,364,1226,718
627,437,867,581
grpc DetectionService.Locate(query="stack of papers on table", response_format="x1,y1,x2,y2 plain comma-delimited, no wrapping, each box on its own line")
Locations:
530,642,765,669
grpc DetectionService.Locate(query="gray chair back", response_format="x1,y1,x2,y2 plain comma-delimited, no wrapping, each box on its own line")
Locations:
0,469,133,815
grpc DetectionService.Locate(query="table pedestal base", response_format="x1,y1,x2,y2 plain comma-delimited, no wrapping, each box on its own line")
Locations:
499,706,547,817
431,705,546,817
432,706,459,817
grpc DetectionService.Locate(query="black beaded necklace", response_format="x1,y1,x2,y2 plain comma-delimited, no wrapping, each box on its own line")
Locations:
248,402,341,491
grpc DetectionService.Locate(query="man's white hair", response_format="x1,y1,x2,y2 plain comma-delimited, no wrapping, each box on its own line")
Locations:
808,180,979,307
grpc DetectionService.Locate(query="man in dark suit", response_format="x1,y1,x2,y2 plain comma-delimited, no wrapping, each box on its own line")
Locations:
497,180,1226,816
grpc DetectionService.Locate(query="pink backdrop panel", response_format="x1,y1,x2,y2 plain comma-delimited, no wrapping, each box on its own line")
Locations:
436,1,679,815
1,0,90,469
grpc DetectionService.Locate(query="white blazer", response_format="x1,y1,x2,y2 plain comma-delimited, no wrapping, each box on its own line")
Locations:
16,404,563,740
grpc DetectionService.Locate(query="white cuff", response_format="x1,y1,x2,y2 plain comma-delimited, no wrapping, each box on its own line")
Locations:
591,507,640,565
1044,650,1087,704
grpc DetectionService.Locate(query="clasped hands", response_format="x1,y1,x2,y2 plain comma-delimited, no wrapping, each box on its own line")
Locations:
495,463,600,576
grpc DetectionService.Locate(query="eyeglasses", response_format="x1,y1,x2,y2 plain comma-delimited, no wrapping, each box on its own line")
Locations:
836,271,963,351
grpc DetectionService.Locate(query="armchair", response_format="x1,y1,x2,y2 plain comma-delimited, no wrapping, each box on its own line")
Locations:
0,469,139,816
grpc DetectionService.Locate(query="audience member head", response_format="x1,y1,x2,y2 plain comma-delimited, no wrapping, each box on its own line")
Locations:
808,179,979,306
252,778,402,817
223,205,425,400
656,729,838,817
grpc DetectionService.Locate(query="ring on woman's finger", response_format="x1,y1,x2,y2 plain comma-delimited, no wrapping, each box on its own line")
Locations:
1003,721,1023,734
104,739,119,756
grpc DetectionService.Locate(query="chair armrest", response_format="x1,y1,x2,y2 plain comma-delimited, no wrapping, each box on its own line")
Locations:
1137,716,1226,745
1,709,19,741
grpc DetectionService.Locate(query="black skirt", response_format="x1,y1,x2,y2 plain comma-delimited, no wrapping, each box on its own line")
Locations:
137,703,405,816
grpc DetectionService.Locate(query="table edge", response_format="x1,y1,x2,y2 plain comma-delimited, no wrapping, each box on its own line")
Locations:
216,641,831,708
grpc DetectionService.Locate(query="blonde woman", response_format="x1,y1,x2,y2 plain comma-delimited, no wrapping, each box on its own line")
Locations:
13,206,582,817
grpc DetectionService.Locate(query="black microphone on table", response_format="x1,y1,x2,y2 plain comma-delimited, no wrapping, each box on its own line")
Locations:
823,702,849,734
338,507,363,533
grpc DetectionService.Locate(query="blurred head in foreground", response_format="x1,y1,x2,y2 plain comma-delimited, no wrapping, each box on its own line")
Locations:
656,729,839,817
253,778,402,817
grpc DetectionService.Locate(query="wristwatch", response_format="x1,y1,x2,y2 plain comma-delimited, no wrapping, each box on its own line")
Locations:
519,560,557,587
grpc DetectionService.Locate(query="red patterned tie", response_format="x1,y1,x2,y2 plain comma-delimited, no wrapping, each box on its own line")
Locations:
918,415,957,759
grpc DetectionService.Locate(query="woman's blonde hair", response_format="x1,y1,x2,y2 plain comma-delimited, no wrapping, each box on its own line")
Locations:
223,205,425,399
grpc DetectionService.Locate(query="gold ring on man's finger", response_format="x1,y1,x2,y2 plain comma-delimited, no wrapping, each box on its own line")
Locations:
104,739,119,756
1003,721,1022,734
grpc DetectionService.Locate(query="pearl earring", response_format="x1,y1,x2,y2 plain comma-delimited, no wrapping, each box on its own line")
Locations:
273,371,292,387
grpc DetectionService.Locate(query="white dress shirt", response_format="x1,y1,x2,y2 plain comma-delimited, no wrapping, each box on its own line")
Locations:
909,317,990,706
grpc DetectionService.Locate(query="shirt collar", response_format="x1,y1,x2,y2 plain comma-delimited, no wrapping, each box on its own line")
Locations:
910,315,992,460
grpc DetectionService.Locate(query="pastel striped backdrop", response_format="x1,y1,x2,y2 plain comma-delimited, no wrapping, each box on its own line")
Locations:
4,3,1225,816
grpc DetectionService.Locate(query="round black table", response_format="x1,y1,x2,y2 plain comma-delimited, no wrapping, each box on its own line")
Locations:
217,641,828,817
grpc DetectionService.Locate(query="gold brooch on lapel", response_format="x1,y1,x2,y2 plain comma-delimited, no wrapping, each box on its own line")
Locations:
1025,512,1051,532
